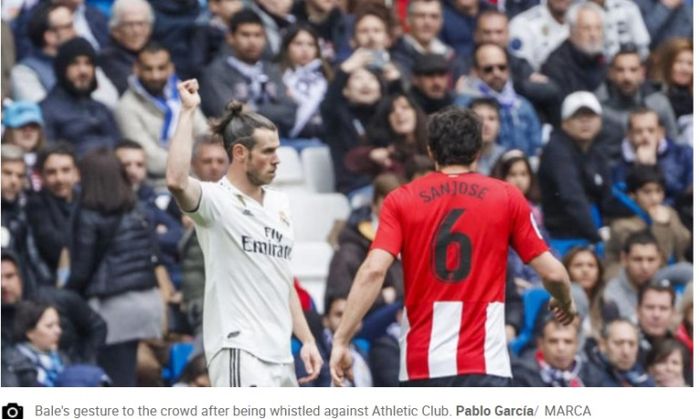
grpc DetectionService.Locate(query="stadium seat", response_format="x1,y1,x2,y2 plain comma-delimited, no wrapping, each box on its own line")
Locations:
300,146,335,193
290,241,334,312
272,146,305,187
508,288,551,356
162,341,194,385
288,192,350,242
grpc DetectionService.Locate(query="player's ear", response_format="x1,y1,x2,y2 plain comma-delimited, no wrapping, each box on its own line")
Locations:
232,143,248,162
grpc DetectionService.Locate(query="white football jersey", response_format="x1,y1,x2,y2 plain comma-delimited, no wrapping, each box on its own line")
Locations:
187,177,295,364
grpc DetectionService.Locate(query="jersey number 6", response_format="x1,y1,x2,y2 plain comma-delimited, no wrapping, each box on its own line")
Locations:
433,208,472,283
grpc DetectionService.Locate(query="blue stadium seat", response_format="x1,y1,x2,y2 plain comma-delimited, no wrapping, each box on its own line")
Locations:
162,342,194,385
508,288,551,356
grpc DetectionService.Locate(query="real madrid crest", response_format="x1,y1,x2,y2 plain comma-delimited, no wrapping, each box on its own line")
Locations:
279,211,290,227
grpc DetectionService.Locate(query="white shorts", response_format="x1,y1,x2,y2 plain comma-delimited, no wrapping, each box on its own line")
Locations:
208,348,298,387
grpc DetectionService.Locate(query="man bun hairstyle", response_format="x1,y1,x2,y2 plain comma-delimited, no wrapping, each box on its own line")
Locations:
210,100,277,159
427,106,483,166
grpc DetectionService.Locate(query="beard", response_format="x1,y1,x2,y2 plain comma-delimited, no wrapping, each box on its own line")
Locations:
246,168,272,186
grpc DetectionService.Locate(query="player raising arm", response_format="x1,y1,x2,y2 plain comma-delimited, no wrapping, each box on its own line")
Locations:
330,106,576,387
167,79,322,387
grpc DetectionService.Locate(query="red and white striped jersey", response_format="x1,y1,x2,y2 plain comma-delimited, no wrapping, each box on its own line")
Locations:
371,172,548,381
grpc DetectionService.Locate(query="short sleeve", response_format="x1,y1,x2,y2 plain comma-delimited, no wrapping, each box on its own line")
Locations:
370,190,403,257
182,181,219,226
508,185,548,263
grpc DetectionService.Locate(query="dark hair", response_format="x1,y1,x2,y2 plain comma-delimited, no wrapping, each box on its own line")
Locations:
13,301,55,343
476,9,508,30
404,154,434,180
36,141,77,172
178,354,208,385
472,43,508,70
490,151,541,203
627,107,662,130
427,106,482,166
469,97,500,114
600,318,639,340
210,101,277,160
638,281,676,308
626,164,665,193
277,24,332,78
368,93,429,160
645,338,689,372
622,229,660,254
27,2,63,49
562,246,604,292
137,40,170,59
352,2,393,37
611,43,640,65
372,173,402,204
229,9,264,34
324,293,347,317
115,139,144,152
537,314,579,338
79,148,136,214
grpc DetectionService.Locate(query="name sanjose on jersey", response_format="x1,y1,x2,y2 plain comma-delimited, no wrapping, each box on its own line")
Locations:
241,227,292,260
418,180,489,203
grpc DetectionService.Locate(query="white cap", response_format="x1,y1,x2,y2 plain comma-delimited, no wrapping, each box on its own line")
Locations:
561,91,602,120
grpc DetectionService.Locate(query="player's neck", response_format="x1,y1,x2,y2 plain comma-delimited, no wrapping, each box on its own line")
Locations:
227,172,265,205
438,164,474,175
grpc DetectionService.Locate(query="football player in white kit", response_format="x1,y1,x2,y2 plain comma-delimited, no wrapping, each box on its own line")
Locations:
166,79,323,387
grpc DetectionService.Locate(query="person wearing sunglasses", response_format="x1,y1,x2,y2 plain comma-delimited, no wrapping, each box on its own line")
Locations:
455,43,542,158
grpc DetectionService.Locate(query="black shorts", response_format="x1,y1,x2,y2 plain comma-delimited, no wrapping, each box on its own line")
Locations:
399,374,512,387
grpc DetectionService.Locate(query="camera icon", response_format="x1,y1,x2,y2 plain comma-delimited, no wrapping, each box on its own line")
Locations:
2,403,23,419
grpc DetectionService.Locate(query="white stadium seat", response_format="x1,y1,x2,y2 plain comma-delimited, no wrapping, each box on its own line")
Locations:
291,241,334,312
300,146,335,193
272,146,305,187
288,192,351,242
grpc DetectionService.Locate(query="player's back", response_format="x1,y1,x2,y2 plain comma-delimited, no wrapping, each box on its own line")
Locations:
372,171,547,380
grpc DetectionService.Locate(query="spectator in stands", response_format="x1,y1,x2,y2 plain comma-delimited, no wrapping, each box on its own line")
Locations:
595,46,678,139
10,3,76,103
369,307,402,387
148,0,201,80
439,0,494,60
509,0,571,71
199,9,297,136
636,0,692,50
2,21,15,101
4,301,66,386
674,282,693,363
591,319,655,386
114,42,209,181
348,3,397,64
1,145,52,293
40,38,120,156
11,3,118,107
646,338,690,387
198,0,245,70
474,10,558,110
469,98,504,175
604,166,690,280
603,231,663,322
562,247,606,339
320,47,401,195
491,150,546,290
347,93,428,180
612,108,693,205
538,91,628,254
249,0,296,57
25,143,80,273
1,101,46,185
1,251,106,364
326,174,404,309
179,135,229,335
590,0,650,60
99,0,154,95
391,0,462,82
66,148,163,386
278,25,330,141
455,43,541,157
291,0,352,64
637,283,680,365
512,316,603,386
541,2,606,123
649,38,693,146
409,54,455,115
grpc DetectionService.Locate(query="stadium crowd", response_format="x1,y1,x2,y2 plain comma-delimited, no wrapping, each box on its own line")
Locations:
0,0,693,387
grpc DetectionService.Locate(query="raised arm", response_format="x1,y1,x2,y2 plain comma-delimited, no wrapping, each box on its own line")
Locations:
166,79,203,212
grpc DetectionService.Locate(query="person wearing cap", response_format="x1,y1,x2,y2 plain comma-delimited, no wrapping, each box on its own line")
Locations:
455,43,542,157
390,0,464,83
595,46,678,140
538,91,631,256
541,2,607,123
10,2,117,106
1,101,46,178
40,37,120,157
409,53,455,115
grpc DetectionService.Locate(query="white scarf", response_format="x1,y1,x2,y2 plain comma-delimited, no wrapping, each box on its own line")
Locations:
226,56,268,106
283,59,327,137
